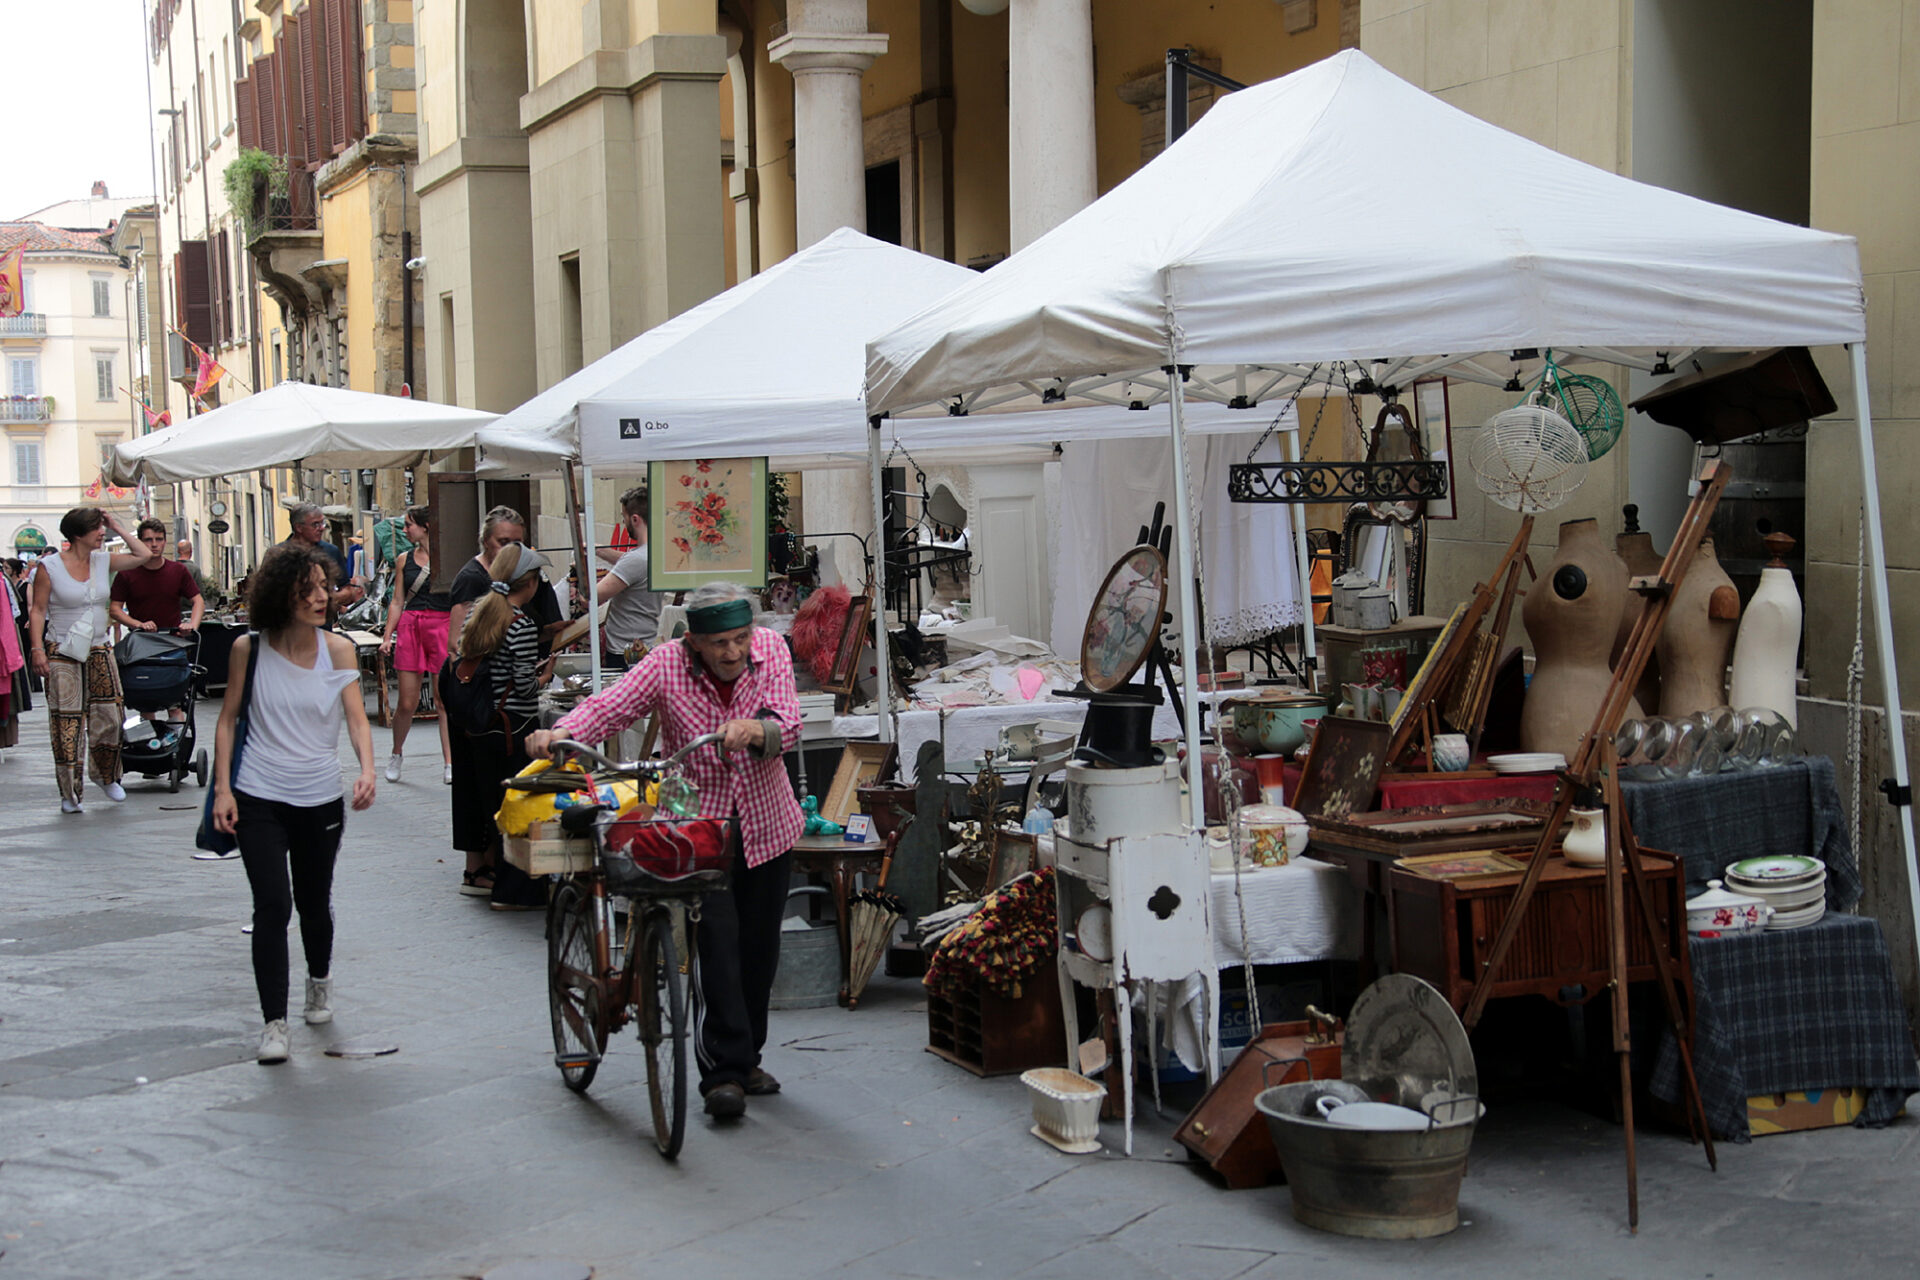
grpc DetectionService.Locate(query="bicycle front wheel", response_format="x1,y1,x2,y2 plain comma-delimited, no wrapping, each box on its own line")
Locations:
547,879,603,1092
638,907,689,1158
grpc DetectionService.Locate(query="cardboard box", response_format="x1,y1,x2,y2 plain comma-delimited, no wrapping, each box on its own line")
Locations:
1747,1088,1889,1136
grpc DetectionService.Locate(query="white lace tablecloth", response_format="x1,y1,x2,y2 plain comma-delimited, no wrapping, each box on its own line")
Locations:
1208,856,1361,967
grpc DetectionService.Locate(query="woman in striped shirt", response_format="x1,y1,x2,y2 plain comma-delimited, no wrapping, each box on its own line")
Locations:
449,542,549,911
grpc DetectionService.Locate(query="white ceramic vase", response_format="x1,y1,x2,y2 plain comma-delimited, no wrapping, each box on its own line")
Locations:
1562,807,1608,867
1728,533,1802,729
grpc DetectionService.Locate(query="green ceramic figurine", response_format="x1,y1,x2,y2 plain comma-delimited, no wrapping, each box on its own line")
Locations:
801,795,844,837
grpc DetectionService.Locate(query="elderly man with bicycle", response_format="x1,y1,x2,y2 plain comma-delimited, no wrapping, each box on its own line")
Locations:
527,582,802,1120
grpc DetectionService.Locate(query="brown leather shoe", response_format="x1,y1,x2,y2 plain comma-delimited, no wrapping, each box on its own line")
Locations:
703,1082,747,1118
744,1067,781,1096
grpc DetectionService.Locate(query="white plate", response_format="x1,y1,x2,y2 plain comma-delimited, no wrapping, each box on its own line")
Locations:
1766,901,1826,930
1728,879,1826,912
1075,904,1114,963
1487,753,1565,774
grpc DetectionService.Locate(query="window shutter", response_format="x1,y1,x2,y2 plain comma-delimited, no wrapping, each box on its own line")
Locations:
178,239,213,350
282,12,310,164
253,55,281,157
327,0,364,151
236,71,258,150
306,3,335,158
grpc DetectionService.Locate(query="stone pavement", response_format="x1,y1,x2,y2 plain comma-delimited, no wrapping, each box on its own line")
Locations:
2,702,1917,1280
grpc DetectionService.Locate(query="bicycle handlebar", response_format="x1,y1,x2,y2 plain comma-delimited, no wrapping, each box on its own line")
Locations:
547,730,728,777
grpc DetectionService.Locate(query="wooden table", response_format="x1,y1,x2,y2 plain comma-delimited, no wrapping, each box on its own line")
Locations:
789,832,891,1008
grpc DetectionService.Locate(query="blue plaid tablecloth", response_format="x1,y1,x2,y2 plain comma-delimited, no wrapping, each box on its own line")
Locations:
1651,912,1919,1141
1620,757,1859,910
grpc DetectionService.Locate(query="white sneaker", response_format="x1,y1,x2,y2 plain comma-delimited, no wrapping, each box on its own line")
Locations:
258,1019,290,1064
442,762,453,785
303,976,333,1025
384,753,403,783
103,782,127,802
60,798,82,814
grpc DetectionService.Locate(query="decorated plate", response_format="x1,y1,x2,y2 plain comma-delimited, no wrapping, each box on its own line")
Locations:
1075,904,1114,963
1725,855,1823,883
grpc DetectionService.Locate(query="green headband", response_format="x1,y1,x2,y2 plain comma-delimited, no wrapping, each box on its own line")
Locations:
687,597,754,634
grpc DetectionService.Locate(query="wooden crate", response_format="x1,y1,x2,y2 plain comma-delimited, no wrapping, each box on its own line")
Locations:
501,820,596,876
926,976,1065,1077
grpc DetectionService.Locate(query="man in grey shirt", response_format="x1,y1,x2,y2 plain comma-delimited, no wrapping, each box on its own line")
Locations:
595,486,664,664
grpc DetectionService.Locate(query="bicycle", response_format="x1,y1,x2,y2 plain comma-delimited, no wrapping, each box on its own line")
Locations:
531,732,734,1158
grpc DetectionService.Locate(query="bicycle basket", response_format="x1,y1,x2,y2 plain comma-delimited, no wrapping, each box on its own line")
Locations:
600,813,737,894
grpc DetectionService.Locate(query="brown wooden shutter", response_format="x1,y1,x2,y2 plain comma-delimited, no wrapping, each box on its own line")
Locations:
282,11,310,164
327,0,364,151
178,239,213,350
254,55,281,157
305,3,335,158
235,71,258,150
207,230,223,345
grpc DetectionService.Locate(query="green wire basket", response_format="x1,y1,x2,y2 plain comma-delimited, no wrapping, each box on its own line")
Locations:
1519,355,1624,462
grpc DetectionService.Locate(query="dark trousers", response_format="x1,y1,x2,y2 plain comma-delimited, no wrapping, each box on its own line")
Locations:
690,847,791,1092
236,790,345,1023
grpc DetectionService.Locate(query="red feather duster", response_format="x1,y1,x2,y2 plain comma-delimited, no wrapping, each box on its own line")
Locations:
791,583,852,683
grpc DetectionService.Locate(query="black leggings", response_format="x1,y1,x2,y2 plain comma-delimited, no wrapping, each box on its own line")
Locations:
236,790,345,1022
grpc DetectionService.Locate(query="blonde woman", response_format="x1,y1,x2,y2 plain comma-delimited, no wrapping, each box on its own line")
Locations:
444,542,548,910
27,507,154,812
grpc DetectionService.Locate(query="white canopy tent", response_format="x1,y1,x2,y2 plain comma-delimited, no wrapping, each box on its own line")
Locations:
110,381,498,486
867,49,1916,960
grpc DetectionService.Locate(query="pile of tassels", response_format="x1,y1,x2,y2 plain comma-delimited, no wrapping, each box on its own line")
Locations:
923,867,1057,1002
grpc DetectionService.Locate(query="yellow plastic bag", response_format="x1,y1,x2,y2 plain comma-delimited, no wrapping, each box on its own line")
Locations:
495,758,646,837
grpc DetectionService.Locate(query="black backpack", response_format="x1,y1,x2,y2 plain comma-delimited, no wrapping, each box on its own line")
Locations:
439,651,510,737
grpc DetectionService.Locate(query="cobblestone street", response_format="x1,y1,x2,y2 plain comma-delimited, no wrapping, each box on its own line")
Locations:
2,704,1917,1279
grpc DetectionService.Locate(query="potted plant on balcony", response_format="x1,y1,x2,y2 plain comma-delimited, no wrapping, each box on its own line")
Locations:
224,148,289,237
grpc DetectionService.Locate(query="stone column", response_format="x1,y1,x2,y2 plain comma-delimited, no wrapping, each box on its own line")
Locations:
1008,0,1097,250
770,2,888,249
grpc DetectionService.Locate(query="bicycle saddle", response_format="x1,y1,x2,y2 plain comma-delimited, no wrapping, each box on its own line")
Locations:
558,803,606,836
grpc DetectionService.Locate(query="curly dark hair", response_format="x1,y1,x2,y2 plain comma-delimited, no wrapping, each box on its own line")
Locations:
248,542,337,632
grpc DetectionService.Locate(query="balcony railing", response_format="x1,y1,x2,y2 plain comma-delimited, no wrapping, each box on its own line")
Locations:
0,313,47,337
249,165,318,236
0,395,54,423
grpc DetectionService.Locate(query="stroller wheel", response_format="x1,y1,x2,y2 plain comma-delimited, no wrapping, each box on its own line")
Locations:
195,748,209,788
169,767,182,793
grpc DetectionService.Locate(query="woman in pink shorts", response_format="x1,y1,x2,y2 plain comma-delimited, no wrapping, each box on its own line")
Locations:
379,506,453,784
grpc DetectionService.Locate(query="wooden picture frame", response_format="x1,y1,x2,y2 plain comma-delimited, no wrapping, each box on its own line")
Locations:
1413,377,1456,520
646,457,770,591
1395,850,1527,882
1291,716,1392,820
1389,602,1468,734
822,740,897,828
824,592,873,709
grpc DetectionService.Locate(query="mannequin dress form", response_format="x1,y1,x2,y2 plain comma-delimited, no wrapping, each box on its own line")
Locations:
1728,532,1803,728
1657,534,1741,718
1613,504,1665,716
1522,518,1643,759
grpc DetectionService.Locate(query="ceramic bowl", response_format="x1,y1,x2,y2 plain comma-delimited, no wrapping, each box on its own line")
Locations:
1226,693,1328,755
1685,879,1774,934
1431,733,1471,772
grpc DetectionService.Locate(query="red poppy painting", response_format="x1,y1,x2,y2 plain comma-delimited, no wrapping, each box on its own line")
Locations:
646,457,770,590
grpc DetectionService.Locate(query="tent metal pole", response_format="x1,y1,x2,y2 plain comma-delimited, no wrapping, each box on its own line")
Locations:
1848,342,1920,971
1165,364,1207,827
869,419,894,743
583,463,602,695
1286,427,1318,689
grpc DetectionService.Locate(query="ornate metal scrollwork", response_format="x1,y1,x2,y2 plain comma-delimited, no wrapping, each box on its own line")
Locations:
1226,461,1450,504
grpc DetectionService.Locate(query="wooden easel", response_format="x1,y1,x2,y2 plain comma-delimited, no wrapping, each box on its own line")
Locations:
1462,460,1730,1230
1385,516,1533,768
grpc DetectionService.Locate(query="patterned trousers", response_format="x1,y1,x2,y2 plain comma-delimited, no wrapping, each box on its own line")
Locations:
46,642,123,804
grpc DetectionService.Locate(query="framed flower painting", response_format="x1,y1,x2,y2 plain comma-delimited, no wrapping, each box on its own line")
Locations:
646,457,770,591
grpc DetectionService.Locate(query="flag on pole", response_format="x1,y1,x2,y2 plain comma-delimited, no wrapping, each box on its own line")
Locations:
0,246,24,318
192,344,226,400
121,386,172,430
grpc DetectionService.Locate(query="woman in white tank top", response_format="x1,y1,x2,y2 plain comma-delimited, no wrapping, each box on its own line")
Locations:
26,507,155,811
211,542,377,1064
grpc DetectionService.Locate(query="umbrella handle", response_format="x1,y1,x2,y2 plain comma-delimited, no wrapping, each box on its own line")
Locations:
875,832,898,890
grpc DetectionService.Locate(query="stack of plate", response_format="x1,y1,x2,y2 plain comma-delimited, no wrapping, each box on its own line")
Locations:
1486,752,1567,775
1725,855,1827,929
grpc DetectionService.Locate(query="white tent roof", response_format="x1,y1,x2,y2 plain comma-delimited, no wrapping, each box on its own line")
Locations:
111,382,497,486
867,49,1865,426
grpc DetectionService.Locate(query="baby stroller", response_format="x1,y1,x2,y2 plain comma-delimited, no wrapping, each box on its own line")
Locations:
116,630,210,793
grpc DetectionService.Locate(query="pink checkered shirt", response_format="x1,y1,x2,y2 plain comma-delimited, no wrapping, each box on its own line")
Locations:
552,627,804,867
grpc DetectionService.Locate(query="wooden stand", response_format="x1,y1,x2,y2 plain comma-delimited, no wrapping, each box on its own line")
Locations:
1462,461,1730,1230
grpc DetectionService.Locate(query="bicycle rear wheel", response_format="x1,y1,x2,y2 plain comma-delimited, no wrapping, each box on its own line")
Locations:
547,880,603,1092
638,907,689,1158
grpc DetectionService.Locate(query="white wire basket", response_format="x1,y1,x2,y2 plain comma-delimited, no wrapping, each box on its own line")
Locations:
1469,402,1591,512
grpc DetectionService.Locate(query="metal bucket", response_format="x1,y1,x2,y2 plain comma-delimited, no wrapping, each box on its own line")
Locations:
1254,1079,1482,1239
769,886,841,1010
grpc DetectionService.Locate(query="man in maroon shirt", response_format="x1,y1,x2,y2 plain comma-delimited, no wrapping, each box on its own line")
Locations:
110,519,204,741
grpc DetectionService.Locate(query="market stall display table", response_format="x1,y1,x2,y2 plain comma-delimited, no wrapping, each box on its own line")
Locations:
1651,912,1920,1141
790,833,890,1008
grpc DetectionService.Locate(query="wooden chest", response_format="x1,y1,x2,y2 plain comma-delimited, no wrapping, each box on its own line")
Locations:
1176,1021,1345,1189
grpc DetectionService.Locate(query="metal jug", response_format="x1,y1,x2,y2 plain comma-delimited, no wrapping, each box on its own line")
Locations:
1331,572,1374,629
1353,586,1399,631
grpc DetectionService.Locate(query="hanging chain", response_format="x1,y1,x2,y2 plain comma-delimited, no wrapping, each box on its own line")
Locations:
1246,364,1320,463
1848,501,1867,877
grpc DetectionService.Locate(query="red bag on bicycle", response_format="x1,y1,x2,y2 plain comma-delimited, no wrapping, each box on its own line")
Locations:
602,813,735,888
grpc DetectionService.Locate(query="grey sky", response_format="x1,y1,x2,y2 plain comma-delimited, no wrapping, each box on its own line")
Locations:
4,0,156,220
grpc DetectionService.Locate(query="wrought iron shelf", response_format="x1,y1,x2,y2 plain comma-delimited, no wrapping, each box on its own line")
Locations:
1227,461,1450,504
